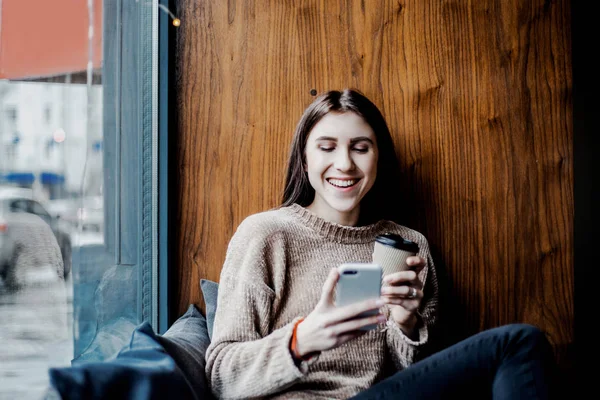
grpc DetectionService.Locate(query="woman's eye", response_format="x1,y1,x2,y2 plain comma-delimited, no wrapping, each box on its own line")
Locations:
319,147,335,152
353,147,369,153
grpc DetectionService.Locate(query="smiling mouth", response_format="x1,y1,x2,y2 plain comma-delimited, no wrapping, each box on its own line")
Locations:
327,178,360,188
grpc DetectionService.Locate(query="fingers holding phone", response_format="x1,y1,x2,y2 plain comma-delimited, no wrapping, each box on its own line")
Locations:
294,265,385,358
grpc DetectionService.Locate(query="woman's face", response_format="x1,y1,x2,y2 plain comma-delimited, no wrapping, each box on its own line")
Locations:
304,112,378,226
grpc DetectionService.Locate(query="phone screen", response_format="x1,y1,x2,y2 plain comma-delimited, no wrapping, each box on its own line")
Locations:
336,263,382,330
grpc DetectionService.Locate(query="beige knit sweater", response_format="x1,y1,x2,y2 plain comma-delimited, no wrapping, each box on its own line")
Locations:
205,204,439,399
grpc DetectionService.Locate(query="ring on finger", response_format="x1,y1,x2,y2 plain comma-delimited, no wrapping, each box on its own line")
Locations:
408,287,417,299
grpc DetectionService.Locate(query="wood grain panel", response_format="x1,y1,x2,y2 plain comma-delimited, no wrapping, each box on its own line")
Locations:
174,0,573,374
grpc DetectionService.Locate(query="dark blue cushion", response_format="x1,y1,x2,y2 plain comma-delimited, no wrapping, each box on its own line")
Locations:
49,305,211,400
200,279,219,340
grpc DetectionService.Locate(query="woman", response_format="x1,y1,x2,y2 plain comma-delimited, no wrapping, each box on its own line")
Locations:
205,89,556,399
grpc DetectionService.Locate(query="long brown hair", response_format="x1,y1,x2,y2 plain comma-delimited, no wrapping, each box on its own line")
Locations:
281,89,404,225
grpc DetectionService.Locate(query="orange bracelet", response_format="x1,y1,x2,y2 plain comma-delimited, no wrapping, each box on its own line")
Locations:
291,317,316,362
291,317,305,359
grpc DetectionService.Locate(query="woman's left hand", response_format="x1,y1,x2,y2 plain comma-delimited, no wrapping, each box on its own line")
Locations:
381,256,426,338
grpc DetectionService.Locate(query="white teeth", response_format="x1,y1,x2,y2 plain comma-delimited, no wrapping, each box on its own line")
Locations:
328,179,357,188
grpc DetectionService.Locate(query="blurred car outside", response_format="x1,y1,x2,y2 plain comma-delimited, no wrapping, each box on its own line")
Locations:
0,186,73,289
0,186,33,271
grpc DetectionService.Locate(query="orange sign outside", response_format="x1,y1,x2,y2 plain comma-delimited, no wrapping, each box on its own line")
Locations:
0,0,103,80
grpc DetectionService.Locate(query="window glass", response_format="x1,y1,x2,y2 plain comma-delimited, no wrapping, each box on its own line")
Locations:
0,1,159,398
9,199,28,213
29,201,52,219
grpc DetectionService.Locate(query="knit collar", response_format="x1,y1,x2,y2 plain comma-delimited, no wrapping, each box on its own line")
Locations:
285,203,391,244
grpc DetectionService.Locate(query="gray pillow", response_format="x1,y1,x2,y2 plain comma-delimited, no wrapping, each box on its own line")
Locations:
200,279,219,340
157,304,212,399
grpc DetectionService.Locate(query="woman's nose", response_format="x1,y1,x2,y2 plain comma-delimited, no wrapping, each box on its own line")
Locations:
334,149,355,171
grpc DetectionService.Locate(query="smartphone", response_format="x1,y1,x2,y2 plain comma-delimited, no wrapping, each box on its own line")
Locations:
335,263,383,331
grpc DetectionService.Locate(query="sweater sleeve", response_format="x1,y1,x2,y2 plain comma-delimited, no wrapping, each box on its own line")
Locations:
205,216,306,399
385,246,440,370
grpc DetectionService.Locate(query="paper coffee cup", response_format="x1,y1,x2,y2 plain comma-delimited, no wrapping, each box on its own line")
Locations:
373,234,419,277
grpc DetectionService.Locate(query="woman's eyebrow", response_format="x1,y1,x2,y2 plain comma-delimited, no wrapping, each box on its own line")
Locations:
315,136,337,142
349,137,374,145
314,136,374,144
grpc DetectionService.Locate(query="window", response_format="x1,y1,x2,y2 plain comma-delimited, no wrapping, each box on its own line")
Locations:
28,200,52,220
44,106,52,124
5,106,17,123
1,106,17,138
9,199,28,213
0,1,166,398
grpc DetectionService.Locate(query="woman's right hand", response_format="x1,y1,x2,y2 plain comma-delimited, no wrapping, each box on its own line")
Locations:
294,268,386,358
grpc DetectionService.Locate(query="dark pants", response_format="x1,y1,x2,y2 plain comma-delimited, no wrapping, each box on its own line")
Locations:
351,324,557,400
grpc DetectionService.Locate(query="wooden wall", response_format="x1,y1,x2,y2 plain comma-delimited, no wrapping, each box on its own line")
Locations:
173,0,573,375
